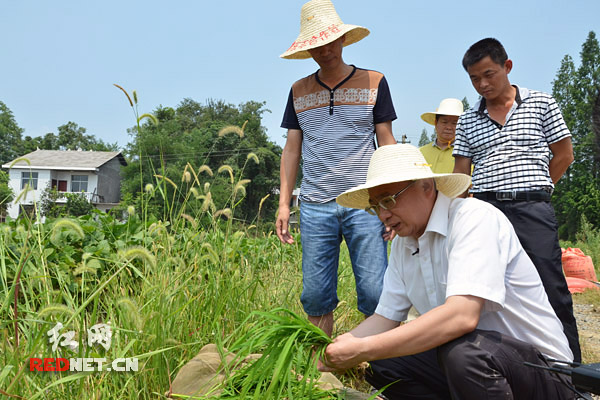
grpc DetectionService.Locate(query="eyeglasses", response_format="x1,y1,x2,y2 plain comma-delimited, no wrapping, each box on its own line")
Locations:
365,181,416,216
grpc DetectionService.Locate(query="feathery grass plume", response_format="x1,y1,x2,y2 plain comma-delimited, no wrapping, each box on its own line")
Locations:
14,183,34,203
246,152,260,165
204,182,211,194
166,256,186,270
198,165,214,177
15,225,26,236
241,120,248,132
214,208,232,220
145,183,154,193
234,179,251,198
38,304,76,318
113,84,134,107
127,205,135,216
154,174,178,189
189,187,200,198
182,171,192,183
218,125,244,138
138,113,158,126
218,165,234,184
181,213,197,229
119,246,157,270
50,218,85,244
258,194,270,216
201,192,215,212
132,90,138,105
72,265,98,276
201,243,219,265
117,297,143,331
148,221,167,236
8,156,31,168
215,308,334,399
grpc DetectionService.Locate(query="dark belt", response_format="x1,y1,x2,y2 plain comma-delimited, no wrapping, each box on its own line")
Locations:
473,189,552,202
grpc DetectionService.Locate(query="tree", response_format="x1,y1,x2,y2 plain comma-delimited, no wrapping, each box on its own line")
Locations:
418,128,430,147
0,170,14,218
121,98,282,224
552,31,600,239
461,96,471,112
0,101,24,165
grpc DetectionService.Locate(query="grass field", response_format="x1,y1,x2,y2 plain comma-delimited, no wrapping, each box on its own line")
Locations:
2,158,599,398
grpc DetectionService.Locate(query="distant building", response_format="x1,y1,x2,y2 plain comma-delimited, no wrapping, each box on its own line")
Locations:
2,149,127,219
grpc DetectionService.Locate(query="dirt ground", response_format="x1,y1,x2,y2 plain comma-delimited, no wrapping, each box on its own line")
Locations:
573,294,600,363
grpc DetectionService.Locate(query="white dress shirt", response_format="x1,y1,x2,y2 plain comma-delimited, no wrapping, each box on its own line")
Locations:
375,193,573,361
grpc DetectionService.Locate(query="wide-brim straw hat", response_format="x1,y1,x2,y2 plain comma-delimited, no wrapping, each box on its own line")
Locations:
420,98,464,126
336,144,471,209
280,0,369,60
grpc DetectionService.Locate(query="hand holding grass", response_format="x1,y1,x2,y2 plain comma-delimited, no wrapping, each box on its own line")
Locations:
319,332,369,372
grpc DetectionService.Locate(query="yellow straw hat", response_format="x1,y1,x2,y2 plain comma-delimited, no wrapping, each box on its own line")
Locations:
280,0,370,60
420,98,464,126
336,144,471,209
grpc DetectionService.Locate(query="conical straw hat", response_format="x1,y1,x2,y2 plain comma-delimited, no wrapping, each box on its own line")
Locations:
280,0,369,60
336,144,471,209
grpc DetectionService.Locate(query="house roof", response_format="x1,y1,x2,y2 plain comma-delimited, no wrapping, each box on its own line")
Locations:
2,149,127,170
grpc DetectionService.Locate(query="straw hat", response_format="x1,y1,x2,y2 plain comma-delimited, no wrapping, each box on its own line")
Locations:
336,144,471,209
420,98,464,126
280,0,370,60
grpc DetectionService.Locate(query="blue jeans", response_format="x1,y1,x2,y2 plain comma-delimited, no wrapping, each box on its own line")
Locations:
299,201,388,316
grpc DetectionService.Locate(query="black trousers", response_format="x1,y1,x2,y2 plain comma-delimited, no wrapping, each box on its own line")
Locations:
366,330,577,400
481,199,581,362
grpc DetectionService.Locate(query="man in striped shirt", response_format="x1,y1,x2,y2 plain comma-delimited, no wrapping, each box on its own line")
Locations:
276,0,397,336
452,38,581,362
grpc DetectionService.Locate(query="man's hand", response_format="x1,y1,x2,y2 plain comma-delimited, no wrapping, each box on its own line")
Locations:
276,206,294,244
318,333,366,372
382,225,396,241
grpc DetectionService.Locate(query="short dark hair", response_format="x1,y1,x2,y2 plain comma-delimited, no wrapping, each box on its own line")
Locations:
462,38,508,71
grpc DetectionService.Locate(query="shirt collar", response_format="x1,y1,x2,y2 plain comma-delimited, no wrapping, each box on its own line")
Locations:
432,140,454,149
475,85,530,116
424,192,451,237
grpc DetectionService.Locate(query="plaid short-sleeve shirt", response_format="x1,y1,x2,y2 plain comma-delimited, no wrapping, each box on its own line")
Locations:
453,86,571,192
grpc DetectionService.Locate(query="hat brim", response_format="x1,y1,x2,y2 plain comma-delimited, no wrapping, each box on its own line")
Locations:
420,112,437,126
280,25,369,59
336,173,472,210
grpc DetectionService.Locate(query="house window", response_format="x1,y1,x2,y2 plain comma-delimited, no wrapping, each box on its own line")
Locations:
52,179,67,192
71,175,88,192
21,172,38,189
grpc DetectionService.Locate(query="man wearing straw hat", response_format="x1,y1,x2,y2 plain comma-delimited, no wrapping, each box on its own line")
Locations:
452,38,580,362
319,144,576,399
276,0,397,336
419,98,464,174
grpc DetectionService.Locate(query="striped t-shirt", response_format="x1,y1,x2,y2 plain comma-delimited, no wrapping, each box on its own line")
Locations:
281,66,396,203
453,86,571,192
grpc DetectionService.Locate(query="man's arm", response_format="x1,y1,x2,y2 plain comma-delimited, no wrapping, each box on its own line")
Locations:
276,129,302,244
548,137,574,184
453,156,472,198
320,295,484,371
375,121,397,146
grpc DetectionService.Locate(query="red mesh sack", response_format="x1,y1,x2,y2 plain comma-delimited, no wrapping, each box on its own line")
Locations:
565,276,600,294
562,247,598,281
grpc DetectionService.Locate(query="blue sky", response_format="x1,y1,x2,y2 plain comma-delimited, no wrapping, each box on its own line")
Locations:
1,1,598,150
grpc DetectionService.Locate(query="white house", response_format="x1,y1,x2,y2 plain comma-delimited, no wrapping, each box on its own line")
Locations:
2,149,127,219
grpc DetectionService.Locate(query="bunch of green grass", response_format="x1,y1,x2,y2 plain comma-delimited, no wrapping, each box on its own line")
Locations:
210,308,339,399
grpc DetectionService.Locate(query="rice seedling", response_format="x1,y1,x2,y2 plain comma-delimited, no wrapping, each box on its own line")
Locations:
206,308,339,400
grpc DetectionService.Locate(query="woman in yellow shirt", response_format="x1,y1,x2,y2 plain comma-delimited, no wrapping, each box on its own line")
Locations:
419,98,464,174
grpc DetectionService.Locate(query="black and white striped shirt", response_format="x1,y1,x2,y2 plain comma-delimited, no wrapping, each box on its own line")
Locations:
281,66,396,203
453,86,571,192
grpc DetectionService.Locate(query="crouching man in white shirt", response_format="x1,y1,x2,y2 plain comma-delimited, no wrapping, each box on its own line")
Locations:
320,143,578,400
